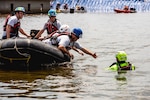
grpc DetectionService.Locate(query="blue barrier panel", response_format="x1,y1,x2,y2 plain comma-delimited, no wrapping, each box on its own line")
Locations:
51,0,150,13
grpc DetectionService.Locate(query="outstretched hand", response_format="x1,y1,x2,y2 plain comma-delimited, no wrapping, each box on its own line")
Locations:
70,53,74,59
26,34,31,38
79,51,84,56
38,37,45,41
92,53,97,58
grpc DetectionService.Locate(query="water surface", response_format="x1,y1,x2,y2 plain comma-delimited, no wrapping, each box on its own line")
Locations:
0,12,150,100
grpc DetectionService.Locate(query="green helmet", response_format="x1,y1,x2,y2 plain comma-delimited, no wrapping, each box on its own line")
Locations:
116,51,127,62
15,7,25,13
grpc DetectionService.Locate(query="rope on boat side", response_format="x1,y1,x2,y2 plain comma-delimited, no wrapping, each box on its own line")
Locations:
0,54,31,63
14,37,31,63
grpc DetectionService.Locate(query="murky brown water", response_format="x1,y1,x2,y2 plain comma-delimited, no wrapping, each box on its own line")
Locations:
0,12,150,100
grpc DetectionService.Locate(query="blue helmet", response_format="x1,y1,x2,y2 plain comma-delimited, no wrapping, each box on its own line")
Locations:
15,7,25,13
48,9,57,17
72,28,83,38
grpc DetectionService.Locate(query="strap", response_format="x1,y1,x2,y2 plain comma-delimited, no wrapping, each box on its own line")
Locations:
118,62,132,70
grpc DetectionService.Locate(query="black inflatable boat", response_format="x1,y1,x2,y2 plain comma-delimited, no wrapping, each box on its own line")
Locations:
0,38,70,67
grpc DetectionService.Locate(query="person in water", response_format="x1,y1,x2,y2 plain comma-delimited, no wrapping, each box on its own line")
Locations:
2,7,30,39
34,9,61,39
108,51,135,71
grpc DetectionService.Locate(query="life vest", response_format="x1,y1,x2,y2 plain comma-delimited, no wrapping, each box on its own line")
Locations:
109,62,135,71
3,15,20,36
3,15,11,31
46,20,58,34
11,21,20,35
118,62,132,70
50,32,71,46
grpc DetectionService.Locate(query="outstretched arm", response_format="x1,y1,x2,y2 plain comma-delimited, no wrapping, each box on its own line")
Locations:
80,48,97,58
72,47,84,55
19,28,30,37
34,29,44,39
